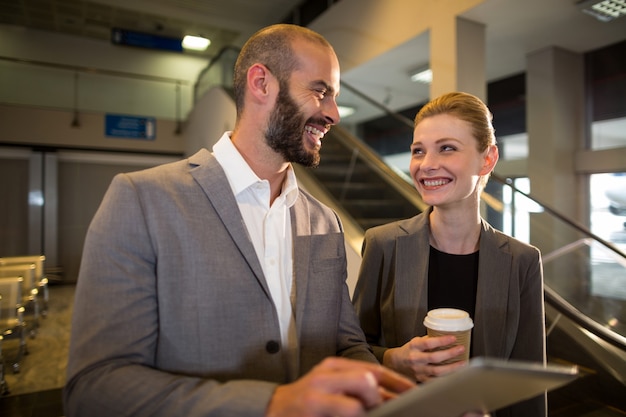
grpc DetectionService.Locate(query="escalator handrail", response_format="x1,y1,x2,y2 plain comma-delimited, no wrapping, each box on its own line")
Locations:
340,80,417,128
330,125,428,213
544,284,626,351
490,173,626,260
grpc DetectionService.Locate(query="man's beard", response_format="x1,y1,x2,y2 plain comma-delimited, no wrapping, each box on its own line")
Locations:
265,86,322,168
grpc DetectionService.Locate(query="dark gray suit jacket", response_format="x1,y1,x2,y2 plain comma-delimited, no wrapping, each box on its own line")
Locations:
353,209,547,417
64,148,375,417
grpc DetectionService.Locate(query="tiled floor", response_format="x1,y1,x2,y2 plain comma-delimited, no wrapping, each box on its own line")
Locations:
0,283,73,417
0,389,64,417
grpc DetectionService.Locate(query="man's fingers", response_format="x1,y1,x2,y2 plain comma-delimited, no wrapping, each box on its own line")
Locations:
371,364,415,394
317,357,415,398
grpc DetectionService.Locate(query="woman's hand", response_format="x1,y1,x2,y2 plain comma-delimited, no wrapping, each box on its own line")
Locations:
382,335,467,382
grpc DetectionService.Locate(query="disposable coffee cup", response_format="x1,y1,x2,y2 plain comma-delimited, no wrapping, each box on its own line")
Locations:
423,308,474,365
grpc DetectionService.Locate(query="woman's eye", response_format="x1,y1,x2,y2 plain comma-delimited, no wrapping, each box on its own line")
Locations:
411,148,423,155
441,145,456,152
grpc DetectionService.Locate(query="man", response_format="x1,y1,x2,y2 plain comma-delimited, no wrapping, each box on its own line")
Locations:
63,24,413,417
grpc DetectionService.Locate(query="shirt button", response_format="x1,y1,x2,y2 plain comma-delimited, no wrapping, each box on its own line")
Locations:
266,340,280,354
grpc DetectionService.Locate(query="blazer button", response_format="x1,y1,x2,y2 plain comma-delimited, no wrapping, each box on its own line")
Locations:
266,340,280,354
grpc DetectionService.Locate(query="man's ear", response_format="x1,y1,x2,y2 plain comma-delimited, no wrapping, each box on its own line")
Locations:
246,63,274,103
479,144,499,175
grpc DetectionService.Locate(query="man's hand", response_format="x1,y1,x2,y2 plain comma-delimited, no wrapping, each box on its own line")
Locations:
266,357,415,417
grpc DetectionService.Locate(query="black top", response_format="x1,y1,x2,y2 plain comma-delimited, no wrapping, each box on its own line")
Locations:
427,245,479,320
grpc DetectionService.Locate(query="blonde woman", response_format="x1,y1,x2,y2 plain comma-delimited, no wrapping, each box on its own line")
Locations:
353,92,546,417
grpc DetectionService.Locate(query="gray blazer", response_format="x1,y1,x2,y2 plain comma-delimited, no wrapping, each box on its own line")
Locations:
352,209,547,417
64,148,375,417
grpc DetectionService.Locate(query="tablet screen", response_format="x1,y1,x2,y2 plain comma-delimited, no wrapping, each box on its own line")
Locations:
368,357,578,417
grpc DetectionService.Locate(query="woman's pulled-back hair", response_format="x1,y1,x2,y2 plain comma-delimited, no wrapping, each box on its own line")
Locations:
414,91,496,152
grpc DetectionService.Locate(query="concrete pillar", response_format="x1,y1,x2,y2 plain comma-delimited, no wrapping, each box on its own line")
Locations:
430,16,486,101
526,47,586,292
527,47,585,222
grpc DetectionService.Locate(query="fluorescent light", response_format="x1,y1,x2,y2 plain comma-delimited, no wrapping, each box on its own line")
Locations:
338,105,356,118
578,0,626,22
182,35,210,51
409,67,432,84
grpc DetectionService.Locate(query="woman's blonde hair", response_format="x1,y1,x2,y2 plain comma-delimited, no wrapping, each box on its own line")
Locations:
414,91,496,152
414,92,497,190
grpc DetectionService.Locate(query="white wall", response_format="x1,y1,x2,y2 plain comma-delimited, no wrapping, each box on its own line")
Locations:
0,24,209,121
184,87,236,156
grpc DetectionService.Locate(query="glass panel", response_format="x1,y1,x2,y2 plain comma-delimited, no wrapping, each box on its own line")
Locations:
591,118,626,150
498,177,543,243
590,173,626,251
491,174,626,343
498,133,528,160
543,240,626,336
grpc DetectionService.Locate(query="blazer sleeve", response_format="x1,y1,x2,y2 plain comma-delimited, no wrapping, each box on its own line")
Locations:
63,173,277,417
511,244,546,363
497,240,547,417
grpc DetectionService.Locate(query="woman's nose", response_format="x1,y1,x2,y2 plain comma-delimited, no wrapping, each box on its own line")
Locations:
420,152,439,170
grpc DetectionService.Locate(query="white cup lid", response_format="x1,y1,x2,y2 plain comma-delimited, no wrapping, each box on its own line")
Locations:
423,308,474,331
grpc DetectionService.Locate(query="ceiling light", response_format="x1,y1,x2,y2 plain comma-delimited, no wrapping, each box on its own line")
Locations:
338,105,356,118
182,35,211,51
409,66,432,84
578,0,626,22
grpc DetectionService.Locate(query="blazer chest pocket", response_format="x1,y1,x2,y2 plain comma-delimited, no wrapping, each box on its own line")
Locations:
312,256,343,273
308,233,344,274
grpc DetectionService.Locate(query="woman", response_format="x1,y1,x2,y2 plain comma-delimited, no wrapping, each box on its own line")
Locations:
353,92,546,417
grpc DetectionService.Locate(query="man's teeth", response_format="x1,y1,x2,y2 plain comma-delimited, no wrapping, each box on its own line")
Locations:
423,179,449,187
305,125,325,138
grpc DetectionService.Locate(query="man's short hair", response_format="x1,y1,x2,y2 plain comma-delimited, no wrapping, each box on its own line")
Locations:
232,24,333,117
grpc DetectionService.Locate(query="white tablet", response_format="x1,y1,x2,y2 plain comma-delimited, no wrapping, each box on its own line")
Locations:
368,357,579,417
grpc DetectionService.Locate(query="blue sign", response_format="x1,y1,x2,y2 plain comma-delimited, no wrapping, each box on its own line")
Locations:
105,114,156,140
111,28,183,52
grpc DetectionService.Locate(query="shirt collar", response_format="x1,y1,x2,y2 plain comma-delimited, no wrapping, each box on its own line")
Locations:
213,132,299,208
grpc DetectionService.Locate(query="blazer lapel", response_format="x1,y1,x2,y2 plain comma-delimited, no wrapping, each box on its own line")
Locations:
187,150,269,296
474,220,511,357
290,193,310,336
395,214,431,342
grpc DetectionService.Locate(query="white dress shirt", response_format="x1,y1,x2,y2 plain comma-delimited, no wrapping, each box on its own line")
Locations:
212,132,299,375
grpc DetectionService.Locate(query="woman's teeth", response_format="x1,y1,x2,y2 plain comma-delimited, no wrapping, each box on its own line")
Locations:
423,179,449,187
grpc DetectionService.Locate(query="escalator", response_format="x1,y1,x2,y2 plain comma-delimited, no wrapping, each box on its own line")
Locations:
310,126,426,231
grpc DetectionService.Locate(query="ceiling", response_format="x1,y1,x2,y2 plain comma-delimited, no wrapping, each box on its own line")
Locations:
1,0,624,120
0,0,305,56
